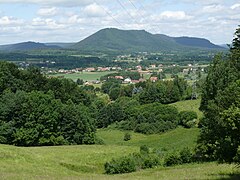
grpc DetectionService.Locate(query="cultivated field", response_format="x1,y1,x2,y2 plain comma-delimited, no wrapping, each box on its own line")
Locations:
50,71,116,82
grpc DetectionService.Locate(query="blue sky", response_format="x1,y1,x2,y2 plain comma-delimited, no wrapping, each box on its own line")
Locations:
0,0,239,45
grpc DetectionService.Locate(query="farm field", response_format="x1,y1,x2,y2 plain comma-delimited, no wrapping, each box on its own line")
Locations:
50,71,116,81
0,128,239,179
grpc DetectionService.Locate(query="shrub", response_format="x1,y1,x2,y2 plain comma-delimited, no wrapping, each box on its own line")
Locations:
123,132,131,141
140,145,150,154
104,156,136,174
179,148,193,163
142,154,160,169
131,152,160,169
164,148,195,166
105,145,161,174
164,153,182,166
135,123,157,134
233,146,240,163
95,137,105,145
179,111,198,128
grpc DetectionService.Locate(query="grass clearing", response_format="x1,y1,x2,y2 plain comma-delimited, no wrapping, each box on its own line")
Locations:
0,143,239,179
0,144,137,179
170,99,203,119
97,127,199,152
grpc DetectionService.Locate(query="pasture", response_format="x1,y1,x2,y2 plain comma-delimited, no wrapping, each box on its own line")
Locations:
0,97,237,179
0,128,239,179
171,99,204,119
50,71,115,82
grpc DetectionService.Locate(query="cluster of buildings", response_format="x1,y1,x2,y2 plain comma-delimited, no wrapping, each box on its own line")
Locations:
47,66,122,74
109,76,146,84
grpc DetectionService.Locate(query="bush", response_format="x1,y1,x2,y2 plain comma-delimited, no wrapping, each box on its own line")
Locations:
233,146,240,163
179,111,198,128
180,148,193,163
164,153,182,166
105,156,136,174
95,137,105,145
135,123,157,134
164,148,195,166
140,145,150,154
123,132,131,141
105,146,161,174
142,154,160,169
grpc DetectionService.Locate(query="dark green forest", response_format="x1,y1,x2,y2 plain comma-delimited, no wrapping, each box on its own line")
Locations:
0,62,95,146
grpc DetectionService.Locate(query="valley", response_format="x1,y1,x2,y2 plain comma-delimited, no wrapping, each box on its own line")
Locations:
0,18,239,179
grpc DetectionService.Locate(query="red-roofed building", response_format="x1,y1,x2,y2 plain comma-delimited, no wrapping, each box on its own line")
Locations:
150,77,158,82
115,76,124,80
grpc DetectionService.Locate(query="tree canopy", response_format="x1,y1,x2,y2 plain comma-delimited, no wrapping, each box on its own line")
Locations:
197,25,240,163
0,62,95,146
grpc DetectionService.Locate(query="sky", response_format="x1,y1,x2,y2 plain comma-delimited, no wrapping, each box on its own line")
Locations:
0,0,239,45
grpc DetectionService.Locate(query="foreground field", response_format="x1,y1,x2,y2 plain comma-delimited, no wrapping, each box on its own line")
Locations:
0,144,239,179
1,128,239,179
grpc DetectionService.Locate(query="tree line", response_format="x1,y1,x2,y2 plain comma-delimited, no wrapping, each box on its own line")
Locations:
0,60,198,146
196,25,240,163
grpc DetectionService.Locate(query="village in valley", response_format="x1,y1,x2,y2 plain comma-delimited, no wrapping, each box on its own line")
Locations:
45,62,206,86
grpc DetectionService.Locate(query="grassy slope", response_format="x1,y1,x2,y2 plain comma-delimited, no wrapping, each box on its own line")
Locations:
0,144,137,179
97,128,199,152
1,100,238,179
170,99,203,119
0,128,239,179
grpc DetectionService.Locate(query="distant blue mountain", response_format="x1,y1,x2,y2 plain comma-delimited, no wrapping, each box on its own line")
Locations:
173,37,224,49
219,44,230,49
45,42,76,48
0,41,61,51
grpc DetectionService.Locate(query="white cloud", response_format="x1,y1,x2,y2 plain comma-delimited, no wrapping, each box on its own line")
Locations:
66,15,81,24
158,11,192,20
231,3,240,10
182,0,226,5
37,7,59,17
32,17,65,29
0,16,24,26
202,4,225,13
82,3,106,17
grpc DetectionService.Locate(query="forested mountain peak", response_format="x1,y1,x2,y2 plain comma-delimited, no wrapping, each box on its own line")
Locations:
72,28,224,53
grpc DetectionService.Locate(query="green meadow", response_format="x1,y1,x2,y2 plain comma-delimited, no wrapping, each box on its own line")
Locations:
97,127,199,152
0,127,239,179
171,99,204,119
0,95,237,179
51,71,116,81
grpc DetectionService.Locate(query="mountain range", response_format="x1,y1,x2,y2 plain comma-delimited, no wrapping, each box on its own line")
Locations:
72,28,224,53
0,41,61,51
0,28,225,53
